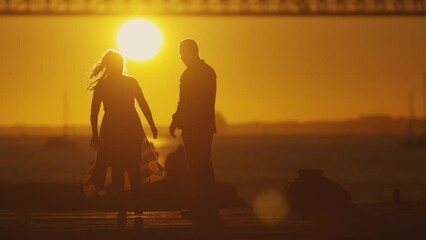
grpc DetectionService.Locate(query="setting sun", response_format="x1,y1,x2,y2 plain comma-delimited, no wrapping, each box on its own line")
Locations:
117,19,162,61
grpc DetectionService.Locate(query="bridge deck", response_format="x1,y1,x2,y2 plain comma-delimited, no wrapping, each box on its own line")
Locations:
1,0,425,16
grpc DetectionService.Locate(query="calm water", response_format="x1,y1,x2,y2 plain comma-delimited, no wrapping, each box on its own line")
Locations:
1,135,426,203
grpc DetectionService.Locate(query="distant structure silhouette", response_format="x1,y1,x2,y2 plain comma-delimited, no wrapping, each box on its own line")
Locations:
215,112,228,135
86,49,158,218
169,39,222,228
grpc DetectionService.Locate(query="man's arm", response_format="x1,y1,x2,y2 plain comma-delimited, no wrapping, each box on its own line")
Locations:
170,72,186,137
172,80,184,126
207,68,217,103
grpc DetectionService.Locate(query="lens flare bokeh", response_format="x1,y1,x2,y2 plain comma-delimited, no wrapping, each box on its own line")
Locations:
253,189,289,225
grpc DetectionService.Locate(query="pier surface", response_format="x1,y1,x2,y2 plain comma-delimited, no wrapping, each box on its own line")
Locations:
1,204,426,240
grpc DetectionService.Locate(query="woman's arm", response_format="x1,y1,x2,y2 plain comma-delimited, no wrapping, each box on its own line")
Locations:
135,80,157,139
90,90,101,150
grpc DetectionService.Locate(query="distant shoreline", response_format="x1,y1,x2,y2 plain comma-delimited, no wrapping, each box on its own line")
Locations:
0,115,424,137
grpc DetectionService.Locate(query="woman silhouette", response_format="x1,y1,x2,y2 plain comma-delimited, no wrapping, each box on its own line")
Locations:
87,50,157,216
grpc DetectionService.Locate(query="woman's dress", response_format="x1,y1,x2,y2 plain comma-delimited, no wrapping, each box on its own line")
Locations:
89,75,146,192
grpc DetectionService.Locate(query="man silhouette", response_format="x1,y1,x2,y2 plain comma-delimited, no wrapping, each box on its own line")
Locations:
169,39,220,226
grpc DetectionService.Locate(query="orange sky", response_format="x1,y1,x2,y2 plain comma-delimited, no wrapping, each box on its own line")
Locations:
0,16,425,126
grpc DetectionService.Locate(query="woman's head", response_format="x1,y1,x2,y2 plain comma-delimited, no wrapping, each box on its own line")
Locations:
88,49,125,90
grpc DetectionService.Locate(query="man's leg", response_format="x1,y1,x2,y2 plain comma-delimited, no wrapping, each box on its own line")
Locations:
182,133,217,215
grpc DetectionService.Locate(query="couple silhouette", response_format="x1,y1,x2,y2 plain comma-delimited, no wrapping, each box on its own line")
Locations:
86,39,221,227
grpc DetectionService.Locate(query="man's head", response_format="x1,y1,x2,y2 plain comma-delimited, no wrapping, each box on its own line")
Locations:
178,39,200,67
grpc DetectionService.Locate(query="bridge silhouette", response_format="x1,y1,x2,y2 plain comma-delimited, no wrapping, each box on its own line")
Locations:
0,0,425,16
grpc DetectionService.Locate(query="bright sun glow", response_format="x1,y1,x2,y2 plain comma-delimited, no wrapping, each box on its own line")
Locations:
117,19,162,61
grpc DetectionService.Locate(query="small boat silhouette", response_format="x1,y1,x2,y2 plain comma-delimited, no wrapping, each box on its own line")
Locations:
45,92,76,148
401,74,426,148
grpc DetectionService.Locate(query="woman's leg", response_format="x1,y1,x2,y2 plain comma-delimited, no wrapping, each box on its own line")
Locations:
111,167,126,212
127,163,142,213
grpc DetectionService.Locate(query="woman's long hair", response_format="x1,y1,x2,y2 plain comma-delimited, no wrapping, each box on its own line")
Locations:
88,49,126,91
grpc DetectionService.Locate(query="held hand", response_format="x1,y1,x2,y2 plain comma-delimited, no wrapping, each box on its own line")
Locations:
151,125,158,139
90,136,99,151
169,122,177,138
